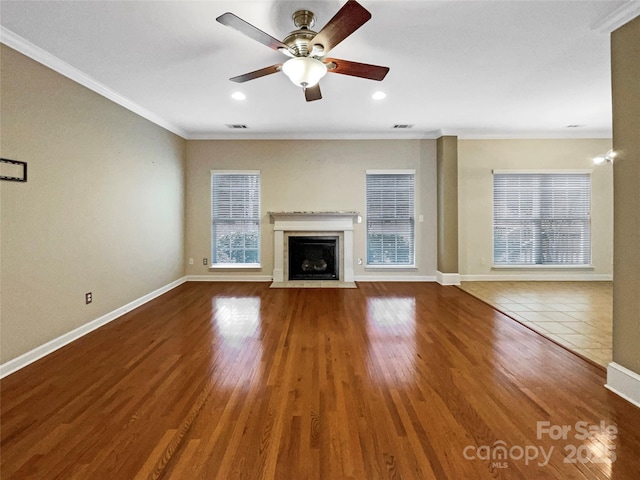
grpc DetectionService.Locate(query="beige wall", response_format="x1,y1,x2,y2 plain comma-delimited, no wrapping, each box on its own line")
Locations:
611,16,640,374
436,136,459,274
0,46,186,363
458,139,613,279
185,139,437,279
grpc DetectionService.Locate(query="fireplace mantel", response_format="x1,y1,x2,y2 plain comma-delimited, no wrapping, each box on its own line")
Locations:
269,211,359,221
268,211,358,283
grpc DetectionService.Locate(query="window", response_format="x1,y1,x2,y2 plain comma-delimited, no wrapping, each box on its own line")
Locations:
366,170,415,266
211,171,260,266
493,171,591,266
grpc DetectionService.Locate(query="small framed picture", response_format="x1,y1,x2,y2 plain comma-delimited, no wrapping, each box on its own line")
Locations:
0,158,27,182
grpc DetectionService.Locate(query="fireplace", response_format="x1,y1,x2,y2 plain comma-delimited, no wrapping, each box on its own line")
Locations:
288,236,338,280
268,211,358,284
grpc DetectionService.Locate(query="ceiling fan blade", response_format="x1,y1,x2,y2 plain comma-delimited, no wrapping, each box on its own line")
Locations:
216,12,292,54
310,0,371,55
230,64,282,83
304,84,322,102
325,58,389,81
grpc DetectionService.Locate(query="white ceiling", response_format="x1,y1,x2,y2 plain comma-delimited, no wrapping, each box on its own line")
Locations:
1,1,639,140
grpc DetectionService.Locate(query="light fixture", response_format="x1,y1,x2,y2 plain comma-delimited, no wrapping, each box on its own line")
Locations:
593,150,616,165
281,57,327,88
372,91,386,100
231,91,246,101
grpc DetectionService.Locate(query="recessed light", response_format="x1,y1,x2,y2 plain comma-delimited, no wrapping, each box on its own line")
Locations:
231,91,246,101
372,91,386,100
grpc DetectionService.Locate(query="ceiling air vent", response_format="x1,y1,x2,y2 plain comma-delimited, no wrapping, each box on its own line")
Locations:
226,124,248,129
393,124,414,129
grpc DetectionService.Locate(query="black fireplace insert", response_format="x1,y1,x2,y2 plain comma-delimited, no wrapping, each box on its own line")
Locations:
288,236,339,280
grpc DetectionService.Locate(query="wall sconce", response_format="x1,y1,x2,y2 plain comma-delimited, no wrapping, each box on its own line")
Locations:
593,150,616,165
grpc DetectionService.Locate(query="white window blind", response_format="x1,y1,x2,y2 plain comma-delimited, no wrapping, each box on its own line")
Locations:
211,172,260,265
366,172,415,266
493,172,591,266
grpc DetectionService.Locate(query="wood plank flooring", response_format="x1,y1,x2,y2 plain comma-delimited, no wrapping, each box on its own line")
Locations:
2,282,639,479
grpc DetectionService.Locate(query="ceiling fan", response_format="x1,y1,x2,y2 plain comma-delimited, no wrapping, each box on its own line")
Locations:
216,0,390,102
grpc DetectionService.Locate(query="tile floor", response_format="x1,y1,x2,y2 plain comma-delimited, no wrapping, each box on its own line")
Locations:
458,281,612,368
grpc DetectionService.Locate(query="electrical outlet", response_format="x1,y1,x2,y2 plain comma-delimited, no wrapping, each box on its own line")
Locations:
188,258,194,265
85,292,92,304
203,258,208,265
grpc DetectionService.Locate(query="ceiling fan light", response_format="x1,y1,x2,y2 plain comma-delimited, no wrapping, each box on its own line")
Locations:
282,57,327,88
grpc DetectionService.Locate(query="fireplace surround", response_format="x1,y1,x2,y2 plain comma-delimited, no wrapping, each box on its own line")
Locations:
269,212,357,283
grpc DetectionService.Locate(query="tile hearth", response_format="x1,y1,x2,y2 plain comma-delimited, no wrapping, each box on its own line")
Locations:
270,281,357,289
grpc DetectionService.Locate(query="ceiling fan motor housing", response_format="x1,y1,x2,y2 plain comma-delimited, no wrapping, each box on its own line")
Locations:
284,10,321,57
292,10,315,29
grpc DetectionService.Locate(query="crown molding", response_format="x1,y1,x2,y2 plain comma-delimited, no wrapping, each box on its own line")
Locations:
0,30,438,142
185,131,441,140
0,26,188,139
591,0,640,34
0,24,619,143
94,126,616,141
456,131,612,140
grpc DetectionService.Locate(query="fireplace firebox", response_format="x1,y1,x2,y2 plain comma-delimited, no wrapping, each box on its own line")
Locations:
288,236,339,281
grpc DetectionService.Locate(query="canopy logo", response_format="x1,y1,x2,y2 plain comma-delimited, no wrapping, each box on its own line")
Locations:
463,441,553,468
463,420,618,469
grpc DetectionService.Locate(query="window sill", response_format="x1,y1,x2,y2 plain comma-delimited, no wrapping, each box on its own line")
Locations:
366,264,417,270
492,265,594,270
209,263,261,270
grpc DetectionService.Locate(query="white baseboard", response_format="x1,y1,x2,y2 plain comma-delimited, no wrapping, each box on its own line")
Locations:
460,274,613,282
436,271,460,286
354,275,437,282
186,274,273,282
0,276,187,379
189,274,439,283
605,362,640,408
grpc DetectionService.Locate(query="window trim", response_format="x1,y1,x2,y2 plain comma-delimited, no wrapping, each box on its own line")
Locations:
365,169,417,268
492,169,593,269
210,170,261,268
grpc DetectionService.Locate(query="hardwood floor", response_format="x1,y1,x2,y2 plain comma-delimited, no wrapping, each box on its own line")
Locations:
2,282,639,479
